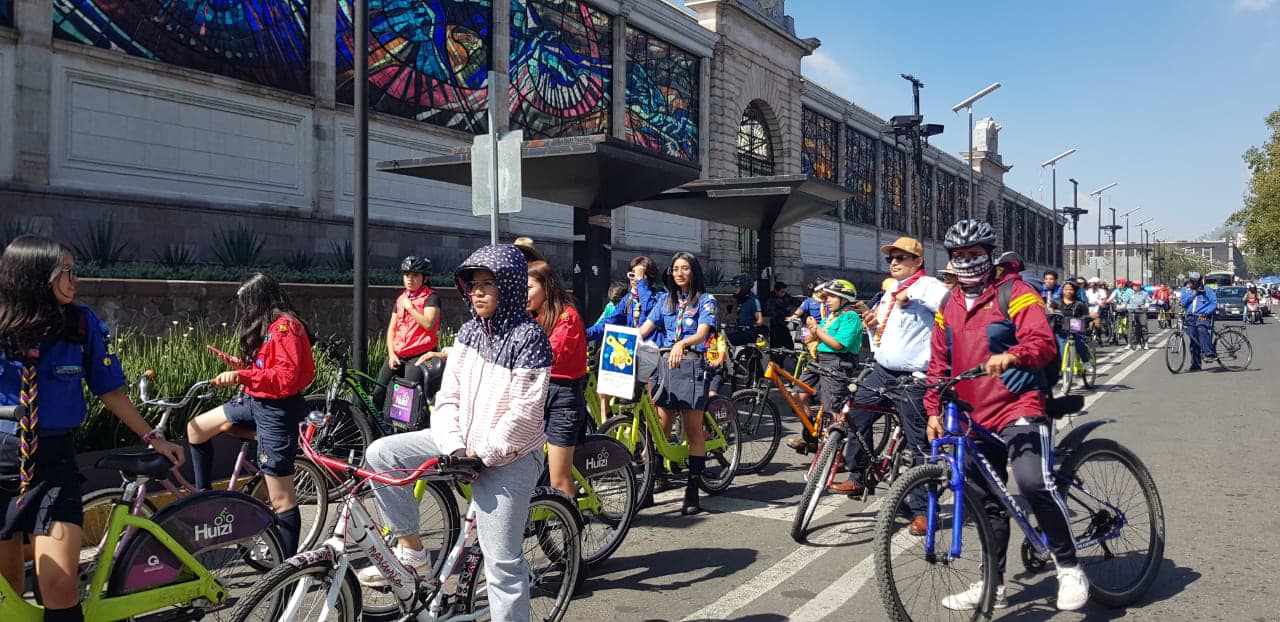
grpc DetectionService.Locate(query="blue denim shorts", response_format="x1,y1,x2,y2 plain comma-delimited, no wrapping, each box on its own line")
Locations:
223,393,305,477
544,378,587,447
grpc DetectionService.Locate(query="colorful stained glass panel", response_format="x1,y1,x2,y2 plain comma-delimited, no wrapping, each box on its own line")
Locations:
801,108,838,182
337,0,491,133
936,171,957,240
53,1,310,94
842,127,876,225
881,142,907,232
624,26,698,161
510,0,611,139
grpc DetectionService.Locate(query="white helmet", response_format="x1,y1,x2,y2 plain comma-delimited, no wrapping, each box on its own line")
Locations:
1087,276,1100,284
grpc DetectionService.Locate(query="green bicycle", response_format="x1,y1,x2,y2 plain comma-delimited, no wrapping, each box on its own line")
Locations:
1056,315,1097,395
6,452,286,621
597,368,742,508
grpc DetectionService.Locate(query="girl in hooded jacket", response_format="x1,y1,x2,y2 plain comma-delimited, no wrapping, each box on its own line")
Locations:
357,245,552,622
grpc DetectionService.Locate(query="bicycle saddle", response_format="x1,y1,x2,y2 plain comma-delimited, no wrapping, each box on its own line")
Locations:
95,450,174,479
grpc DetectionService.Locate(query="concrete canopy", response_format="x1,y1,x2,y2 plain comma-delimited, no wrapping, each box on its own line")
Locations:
630,174,851,232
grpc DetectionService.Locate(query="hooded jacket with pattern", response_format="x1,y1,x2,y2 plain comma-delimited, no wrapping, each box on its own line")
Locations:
430,245,552,467
924,270,1057,433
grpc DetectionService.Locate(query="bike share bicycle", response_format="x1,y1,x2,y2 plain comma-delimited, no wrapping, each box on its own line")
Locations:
226,411,581,622
874,369,1165,621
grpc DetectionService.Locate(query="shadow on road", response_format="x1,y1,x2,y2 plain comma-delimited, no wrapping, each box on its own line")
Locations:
576,546,758,598
1000,557,1199,620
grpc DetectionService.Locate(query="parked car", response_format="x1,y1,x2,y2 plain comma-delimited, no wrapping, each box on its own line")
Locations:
1215,286,1247,320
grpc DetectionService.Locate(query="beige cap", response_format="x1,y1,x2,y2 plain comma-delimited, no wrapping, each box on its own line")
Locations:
937,262,958,277
880,236,924,257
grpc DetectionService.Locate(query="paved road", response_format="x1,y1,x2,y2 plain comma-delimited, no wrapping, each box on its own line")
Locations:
565,319,1280,621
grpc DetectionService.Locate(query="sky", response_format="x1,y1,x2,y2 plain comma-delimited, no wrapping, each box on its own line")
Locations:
785,0,1280,243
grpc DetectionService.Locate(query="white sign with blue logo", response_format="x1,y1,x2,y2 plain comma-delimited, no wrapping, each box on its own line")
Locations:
598,325,640,399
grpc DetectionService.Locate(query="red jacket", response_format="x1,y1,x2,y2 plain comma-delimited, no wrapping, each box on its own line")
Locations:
240,314,316,399
548,307,588,381
924,272,1057,433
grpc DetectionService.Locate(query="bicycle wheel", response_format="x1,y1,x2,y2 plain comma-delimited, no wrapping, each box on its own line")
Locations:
730,388,781,474
867,409,895,457
699,400,741,495
735,347,764,390
579,461,636,566
1215,328,1252,372
227,557,361,622
599,414,657,508
792,428,843,543
875,463,997,622
1060,342,1077,395
51,488,158,599
248,459,331,553
359,479,461,619
305,395,379,471
1164,331,1186,374
1059,439,1165,607
195,520,287,619
465,491,581,622
1082,345,1098,389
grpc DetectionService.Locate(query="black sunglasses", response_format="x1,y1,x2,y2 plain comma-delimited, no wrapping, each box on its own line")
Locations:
884,253,915,264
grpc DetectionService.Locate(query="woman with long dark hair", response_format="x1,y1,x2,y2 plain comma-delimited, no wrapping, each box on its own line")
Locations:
0,235,184,622
186,272,315,555
638,251,718,515
526,260,588,498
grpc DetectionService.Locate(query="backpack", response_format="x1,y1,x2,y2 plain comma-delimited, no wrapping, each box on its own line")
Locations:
939,280,1061,393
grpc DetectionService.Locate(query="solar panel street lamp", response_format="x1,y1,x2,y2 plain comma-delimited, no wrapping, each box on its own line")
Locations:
1090,182,1118,277
952,82,1001,218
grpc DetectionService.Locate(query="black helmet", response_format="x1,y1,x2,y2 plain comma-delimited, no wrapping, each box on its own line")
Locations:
944,219,998,250
400,256,431,274
730,273,753,288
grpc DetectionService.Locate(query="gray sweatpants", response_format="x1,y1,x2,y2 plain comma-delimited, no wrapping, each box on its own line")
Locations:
365,430,543,622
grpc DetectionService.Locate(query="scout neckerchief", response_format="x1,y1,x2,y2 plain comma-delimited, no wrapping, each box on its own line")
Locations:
873,269,926,347
630,285,643,328
17,348,40,509
673,290,693,341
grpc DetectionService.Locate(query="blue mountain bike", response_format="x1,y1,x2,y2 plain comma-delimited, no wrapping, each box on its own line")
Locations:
874,368,1165,621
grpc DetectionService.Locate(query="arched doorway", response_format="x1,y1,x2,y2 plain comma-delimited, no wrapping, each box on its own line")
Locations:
736,102,777,276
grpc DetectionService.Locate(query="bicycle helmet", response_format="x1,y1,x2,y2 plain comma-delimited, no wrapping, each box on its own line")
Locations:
943,219,998,250
1188,271,1202,283
824,279,858,304
730,273,753,288
400,256,432,274
1131,280,1142,287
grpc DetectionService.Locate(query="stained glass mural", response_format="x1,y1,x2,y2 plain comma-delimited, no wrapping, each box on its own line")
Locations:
957,177,971,220
937,171,957,240
53,1,309,94
625,26,698,161
1,1,11,27
920,163,934,239
881,142,907,232
801,108,838,182
510,0,611,139
843,127,876,225
337,0,491,133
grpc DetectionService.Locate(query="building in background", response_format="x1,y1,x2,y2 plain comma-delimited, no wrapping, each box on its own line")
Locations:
1064,238,1244,283
0,0,1061,290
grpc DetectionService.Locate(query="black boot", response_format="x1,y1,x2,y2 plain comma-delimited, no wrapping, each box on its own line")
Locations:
683,456,705,515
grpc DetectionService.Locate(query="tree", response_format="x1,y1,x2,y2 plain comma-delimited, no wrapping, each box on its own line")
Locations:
1151,243,1214,284
1228,108,1280,276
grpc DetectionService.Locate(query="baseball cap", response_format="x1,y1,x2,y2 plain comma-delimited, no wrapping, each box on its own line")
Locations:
879,237,924,258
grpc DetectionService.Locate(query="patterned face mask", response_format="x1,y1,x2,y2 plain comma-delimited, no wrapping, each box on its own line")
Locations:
952,253,992,286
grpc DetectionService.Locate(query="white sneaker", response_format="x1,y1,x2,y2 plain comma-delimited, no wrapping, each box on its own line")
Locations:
357,545,431,587
1056,565,1090,611
941,581,1008,610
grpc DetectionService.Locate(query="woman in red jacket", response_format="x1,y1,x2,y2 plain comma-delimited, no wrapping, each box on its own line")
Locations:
526,260,587,499
186,273,316,555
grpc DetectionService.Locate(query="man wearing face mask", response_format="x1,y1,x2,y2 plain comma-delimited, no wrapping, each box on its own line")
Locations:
927,220,1086,613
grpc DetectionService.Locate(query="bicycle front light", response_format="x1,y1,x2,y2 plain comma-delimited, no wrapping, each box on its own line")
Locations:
307,410,329,429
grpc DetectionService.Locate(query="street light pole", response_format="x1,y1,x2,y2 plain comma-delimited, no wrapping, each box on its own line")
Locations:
1135,217,1153,281
952,82,1000,221
1089,182,1118,278
1063,178,1088,276
352,0,369,372
1120,207,1141,281
1041,149,1076,274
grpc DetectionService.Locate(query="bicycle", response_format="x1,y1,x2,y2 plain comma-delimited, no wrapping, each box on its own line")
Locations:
1165,317,1252,373
597,351,742,509
3,433,290,620
1156,305,1173,330
1122,307,1149,350
874,368,1165,621
227,412,581,622
1054,316,1097,395
304,341,393,470
791,364,908,543
717,323,768,394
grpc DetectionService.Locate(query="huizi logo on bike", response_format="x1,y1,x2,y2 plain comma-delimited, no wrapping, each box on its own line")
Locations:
586,448,610,471
194,507,235,542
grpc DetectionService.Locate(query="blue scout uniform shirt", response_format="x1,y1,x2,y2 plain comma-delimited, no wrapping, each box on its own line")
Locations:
798,296,824,321
737,296,762,326
0,304,126,432
585,279,658,342
646,292,718,352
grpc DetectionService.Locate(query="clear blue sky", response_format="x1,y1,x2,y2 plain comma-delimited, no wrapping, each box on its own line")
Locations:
786,0,1280,242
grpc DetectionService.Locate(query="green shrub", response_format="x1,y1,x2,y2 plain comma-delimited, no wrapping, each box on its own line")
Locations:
282,249,314,271
212,225,266,267
3,216,44,247
73,218,133,266
328,239,354,271
156,243,198,268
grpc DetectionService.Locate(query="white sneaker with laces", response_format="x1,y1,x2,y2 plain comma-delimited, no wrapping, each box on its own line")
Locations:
357,545,431,587
1057,565,1090,611
940,581,1008,610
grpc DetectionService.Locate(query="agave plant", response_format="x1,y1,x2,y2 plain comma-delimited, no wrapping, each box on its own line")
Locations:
328,239,354,271
282,249,314,271
211,225,265,267
73,218,133,266
155,243,198,268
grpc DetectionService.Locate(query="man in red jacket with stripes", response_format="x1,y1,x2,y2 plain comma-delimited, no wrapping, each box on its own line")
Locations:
925,220,1088,612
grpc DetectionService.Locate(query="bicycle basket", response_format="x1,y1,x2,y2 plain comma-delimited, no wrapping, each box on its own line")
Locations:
385,377,430,431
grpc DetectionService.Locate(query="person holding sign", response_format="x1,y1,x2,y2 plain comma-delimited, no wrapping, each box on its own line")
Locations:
526,260,588,499
639,252,718,516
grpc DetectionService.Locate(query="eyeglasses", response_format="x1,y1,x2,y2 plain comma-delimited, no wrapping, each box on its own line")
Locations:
464,279,498,295
884,253,915,265
49,265,76,283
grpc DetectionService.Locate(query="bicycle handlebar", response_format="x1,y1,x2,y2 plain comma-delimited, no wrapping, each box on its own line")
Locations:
138,372,216,409
300,422,483,486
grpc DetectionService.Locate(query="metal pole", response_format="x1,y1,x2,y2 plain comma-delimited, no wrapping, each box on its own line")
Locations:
1125,216,1131,281
1110,207,1118,283
487,70,499,246
1051,165,1056,265
1071,179,1080,276
1096,195,1103,278
967,107,975,217
352,0,369,372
